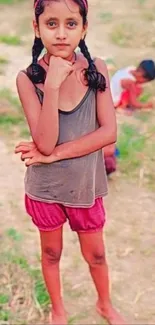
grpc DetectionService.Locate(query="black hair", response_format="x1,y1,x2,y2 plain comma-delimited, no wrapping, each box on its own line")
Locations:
138,60,155,81
27,0,106,91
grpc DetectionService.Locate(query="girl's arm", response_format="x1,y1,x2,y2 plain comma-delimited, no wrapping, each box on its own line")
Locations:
16,72,59,156
17,57,73,156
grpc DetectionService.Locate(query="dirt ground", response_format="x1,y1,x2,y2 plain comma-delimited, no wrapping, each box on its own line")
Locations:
0,0,155,324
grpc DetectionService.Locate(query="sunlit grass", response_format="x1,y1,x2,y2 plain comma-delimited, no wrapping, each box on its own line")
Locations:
110,24,133,47
0,0,24,4
0,34,22,46
98,11,113,23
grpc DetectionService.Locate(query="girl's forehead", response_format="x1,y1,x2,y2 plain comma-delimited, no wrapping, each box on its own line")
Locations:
42,0,81,17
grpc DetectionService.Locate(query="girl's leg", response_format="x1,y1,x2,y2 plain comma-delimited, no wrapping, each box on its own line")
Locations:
78,230,126,325
40,227,67,325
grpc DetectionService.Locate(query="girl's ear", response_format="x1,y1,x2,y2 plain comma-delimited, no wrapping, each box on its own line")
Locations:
82,21,88,40
33,19,40,38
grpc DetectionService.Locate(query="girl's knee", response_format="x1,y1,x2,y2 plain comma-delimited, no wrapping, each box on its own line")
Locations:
82,249,106,267
42,246,62,265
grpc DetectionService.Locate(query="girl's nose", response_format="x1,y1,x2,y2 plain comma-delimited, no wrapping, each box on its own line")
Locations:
56,26,67,40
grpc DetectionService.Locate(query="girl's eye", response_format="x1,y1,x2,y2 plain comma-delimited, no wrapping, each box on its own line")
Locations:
48,21,56,27
68,21,77,28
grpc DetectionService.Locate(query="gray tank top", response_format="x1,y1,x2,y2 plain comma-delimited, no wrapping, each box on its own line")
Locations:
25,85,108,207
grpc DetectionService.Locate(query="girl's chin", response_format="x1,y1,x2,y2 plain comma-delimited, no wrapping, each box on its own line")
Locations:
48,50,74,59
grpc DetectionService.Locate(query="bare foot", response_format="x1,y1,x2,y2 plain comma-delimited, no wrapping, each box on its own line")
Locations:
96,300,127,325
49,309,68,325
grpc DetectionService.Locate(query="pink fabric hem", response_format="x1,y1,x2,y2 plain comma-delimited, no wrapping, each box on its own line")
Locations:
76,223,106,234
37,222,66,233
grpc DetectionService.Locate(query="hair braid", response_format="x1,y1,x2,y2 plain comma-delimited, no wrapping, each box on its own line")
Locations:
27,36,46,84
79,39,106,92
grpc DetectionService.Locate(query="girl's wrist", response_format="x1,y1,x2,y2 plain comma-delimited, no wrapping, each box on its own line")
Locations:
44,81,60,92
52,146,62,161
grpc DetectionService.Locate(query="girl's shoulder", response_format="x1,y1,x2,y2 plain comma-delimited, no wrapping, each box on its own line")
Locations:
16,68,38,95
94,58,110,87
94,57,108,73
16,69,42,110
76,53,108,71
16,69,31,86
76,54,109,87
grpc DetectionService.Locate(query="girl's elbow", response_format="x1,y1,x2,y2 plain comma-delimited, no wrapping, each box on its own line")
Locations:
40,148,53,156
36,143,54,156
109,127,117,143
34,135,57,156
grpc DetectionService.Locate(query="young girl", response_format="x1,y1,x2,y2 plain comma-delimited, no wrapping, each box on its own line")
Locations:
15,0,126,324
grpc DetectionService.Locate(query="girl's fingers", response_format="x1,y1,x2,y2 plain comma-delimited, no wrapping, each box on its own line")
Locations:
21,150,36,160
25,158,33,166
15,146,30,154
15,142,35,152
15,141,33,148
25,157,40,167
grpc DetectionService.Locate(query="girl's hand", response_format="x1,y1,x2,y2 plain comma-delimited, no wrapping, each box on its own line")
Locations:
15,141,36,154
21,148,56,166
45,56,74,90
15,142,58,166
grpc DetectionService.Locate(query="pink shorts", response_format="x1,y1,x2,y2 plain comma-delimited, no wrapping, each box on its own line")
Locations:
25,195,106,233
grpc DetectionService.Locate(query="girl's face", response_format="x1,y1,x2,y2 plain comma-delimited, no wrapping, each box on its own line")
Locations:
34,0,87,59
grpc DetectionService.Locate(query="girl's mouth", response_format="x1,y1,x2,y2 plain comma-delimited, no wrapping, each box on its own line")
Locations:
54,44,70,48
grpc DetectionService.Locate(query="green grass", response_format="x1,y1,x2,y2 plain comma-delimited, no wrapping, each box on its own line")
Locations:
0,0,14,3
143,10,155,21
34,279,50,307
0,34,22,46
0,56,9,65
0,0,23,4
0,57,9,75
0,89,25,133
0,88,21,109
99,12,113,23
117,119,155,186
117,123,145,172
4,252,29,269
137,0,147,4
0,294,9,304
0,89,30,137
6,228,23,241
0,232,49,323
110,24,133,47
20,127,30,138
135,111,151,122
139,92,151,103
68,312,89,324
0,115,24,126
0,310,10,321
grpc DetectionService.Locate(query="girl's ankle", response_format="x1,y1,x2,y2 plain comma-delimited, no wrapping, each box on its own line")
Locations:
97,298,112,310
51,303,66,315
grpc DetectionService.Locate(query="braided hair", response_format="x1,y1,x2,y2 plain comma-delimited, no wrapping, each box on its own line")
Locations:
27,0,106,92
79,39,106,91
